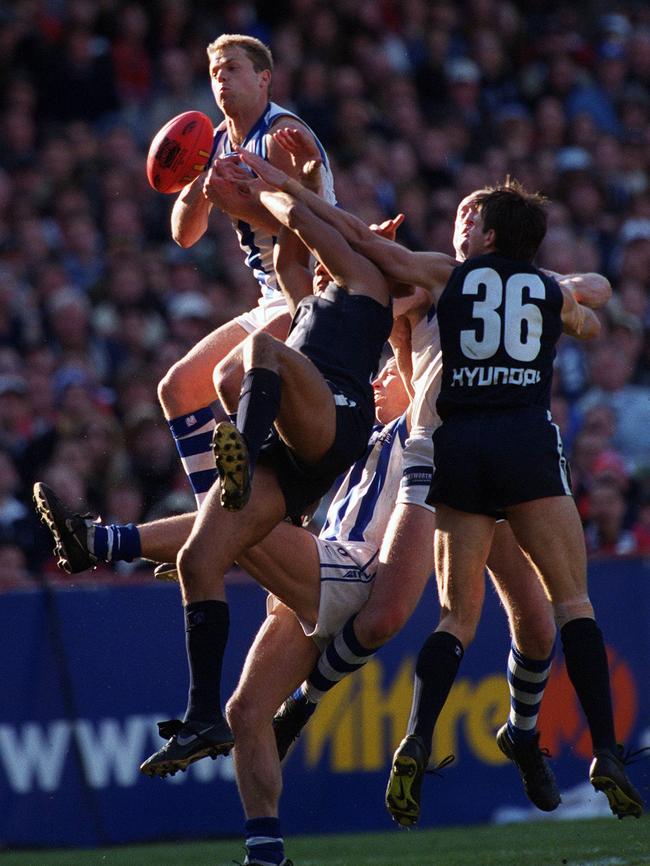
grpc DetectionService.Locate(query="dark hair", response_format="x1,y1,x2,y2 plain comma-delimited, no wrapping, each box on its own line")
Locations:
476,179,547,262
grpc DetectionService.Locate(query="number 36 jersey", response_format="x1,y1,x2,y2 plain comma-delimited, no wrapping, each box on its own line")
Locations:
436,253,563,419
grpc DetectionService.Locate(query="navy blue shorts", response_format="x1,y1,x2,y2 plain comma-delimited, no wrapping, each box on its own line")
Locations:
259,388,373,522
426,406,572,518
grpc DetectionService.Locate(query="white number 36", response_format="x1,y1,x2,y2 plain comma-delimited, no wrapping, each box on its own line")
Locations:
460,267,544,362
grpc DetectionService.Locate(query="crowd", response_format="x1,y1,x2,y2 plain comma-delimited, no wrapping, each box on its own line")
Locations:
0,0,649,588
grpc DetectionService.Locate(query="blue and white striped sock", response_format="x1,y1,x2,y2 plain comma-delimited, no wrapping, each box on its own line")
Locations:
506,642,554,743
90,523,141,562
244,816,285,865
168,407,217,507
303,615,375,704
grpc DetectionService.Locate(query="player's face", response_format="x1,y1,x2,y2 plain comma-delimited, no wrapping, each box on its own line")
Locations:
373,358,409,424
452,193,482,261
209,46,269,114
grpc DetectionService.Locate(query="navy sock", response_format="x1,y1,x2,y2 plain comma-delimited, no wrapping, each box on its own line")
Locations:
407,631,464,760
237,367,281,474
90,523,141,562
184,600,229,724
244,816,284,865
561,618,616,752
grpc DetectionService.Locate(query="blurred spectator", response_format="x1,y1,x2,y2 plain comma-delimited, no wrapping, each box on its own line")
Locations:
584,477,638,557
631,493,650,554
0,0,645,579
577,343,650,472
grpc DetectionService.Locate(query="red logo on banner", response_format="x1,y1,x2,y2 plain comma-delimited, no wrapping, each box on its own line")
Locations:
537,647,637,759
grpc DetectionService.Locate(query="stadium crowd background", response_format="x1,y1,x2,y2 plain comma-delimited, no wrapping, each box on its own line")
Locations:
0,0,649,588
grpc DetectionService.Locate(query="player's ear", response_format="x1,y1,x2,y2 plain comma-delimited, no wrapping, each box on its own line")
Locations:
483,227,496,250
260,69,271,89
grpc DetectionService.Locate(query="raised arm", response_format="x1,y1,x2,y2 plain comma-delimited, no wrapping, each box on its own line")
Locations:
202,157,280,233
239,140,380,246
542,269,612,309
258,187,389,305
560,285,602,340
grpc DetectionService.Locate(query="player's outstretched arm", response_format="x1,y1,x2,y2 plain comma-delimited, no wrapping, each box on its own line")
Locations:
239,144,377,246
258,187,389,305
202,158,280,232
351,235,455,301
543,269,612,309
560,286,601,340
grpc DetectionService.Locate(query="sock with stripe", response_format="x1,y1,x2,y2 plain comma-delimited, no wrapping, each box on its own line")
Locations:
303,615,375,703
168,406,217,507
407,630,464,760
236,367,281,475
184,600,229,724
506,642,554,744
560,617,617,752
244,816,285,866
89,523,141,563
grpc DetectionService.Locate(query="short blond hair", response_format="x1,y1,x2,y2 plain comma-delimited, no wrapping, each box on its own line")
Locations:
207,34,273,74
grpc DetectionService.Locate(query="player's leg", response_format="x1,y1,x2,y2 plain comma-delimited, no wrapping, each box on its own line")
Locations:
227,603,318,866
159,313,290,510
386,506,493,826
238,520,322,630
486,521,560,811
213,330,338,511
140,466,288,778
298,504,436,711
33,480,195,574
507,495,643,818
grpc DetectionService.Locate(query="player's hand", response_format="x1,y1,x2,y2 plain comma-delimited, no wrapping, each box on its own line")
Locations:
272,127,322,189
203,160,253,208
370,213,405,242
237,148,290,191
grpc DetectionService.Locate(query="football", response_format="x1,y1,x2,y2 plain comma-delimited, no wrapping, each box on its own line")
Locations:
146,110,214,194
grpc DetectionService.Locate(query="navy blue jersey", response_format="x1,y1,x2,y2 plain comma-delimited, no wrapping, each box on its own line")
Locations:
286,282,392,422
436,254,563,419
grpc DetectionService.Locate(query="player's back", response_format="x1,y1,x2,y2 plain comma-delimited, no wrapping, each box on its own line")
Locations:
213,101,335,297
436,253,563,419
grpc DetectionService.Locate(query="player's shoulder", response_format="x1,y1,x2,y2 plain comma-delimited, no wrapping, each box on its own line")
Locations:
267,105,314,136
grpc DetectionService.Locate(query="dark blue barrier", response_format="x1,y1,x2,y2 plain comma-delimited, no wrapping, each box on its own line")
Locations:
2,558,649,848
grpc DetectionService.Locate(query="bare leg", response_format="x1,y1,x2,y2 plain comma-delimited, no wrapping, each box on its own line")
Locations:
227,605,319,817
487,521,556,659
351,503,435,648
138,513,196,564
158,320,250,418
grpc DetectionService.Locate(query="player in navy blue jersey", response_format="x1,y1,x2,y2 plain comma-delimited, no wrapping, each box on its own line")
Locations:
157,34,336,518
132,135,400,785
344,180,643,821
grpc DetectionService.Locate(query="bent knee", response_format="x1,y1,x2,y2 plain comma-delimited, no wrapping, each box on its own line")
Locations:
226,690,271,735
214,356,240,412
157,360,187,410
512,622,557,659
358,607,411,648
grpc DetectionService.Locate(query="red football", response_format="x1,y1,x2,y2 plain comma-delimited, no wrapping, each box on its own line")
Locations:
146,110,215,194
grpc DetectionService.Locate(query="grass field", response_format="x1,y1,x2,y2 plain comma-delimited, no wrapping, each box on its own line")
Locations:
3,817,650,866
